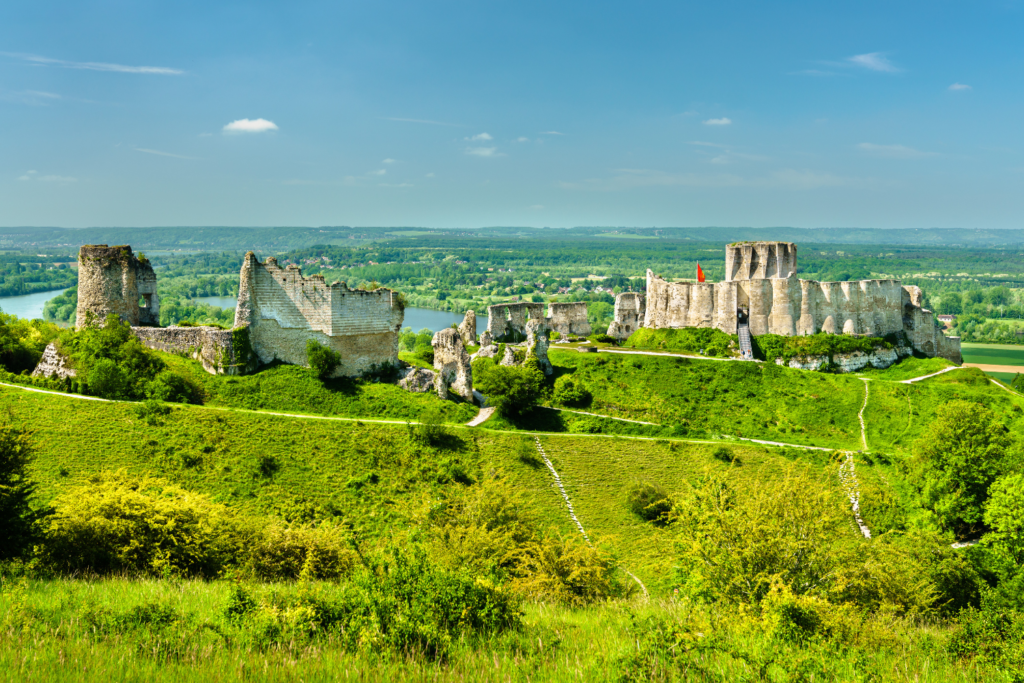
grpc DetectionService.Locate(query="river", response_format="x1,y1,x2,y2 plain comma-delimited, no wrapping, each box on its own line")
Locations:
0,290,486,335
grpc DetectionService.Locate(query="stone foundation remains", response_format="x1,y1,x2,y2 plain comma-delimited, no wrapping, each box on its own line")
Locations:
607,293,645,341
432,327,473,401
642,241,961,363
76,245,159,328
131,326,256,375
31,342,76,380
485,301,591,342
525,319,553,374
234,252,404,377
546,302,591,339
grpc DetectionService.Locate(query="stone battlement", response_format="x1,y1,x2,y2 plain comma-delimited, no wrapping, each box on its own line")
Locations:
234,252,404,376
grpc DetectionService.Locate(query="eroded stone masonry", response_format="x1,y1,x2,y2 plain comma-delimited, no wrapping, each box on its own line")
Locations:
485,301,590,342
234,252,404,377
58,245,404,379
637,241,961,363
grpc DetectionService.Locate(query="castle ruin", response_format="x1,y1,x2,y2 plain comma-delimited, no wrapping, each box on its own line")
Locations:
484,301,590,342
233,253,404,377
75,245,159,328
636,241,961,363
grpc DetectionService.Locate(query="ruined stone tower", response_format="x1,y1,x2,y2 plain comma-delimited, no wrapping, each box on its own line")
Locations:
75,245,159,329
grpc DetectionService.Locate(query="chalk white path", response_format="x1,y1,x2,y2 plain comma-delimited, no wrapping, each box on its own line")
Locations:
858,378,870,451
532,436,649,599
466,406,495,427
594,348,758,363
989,378,1023,397
0,381,110,402
839,453,872,539
552,407,659,425
900,366,965,384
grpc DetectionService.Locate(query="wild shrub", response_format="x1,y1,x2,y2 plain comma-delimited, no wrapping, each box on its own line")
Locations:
38,474,245,577
0,420,42,561
146,370,201,403
626,482,672,525
247,524,359,581
473,357,544,418
912,400,1012,539
511,533,628,606
553,374,591,407
515,438,543,468
306,338,341,380
711,446,739,465
414,406,452,448
0,312,60,373
59,314,166,399
132,399,171,425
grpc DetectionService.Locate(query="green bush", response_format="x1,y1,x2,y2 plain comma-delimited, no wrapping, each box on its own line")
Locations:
626,482,672,525
553,374,591,407
146,370,201,403
59,314,166,400
754,332,890,364
246,524,359,581
473,357,544,418
38,474,244,577
0,312,60,373
306,339,341,380
0,421,41,561
625,327,736,357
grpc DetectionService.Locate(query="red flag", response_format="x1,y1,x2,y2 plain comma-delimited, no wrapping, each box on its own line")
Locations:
697,262,705,283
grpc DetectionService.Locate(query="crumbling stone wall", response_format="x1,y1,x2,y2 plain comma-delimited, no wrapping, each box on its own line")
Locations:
31,342,76,380
234,252,404,377
458,310,477,346
525,319,553,375
132,326,256,375
75,245,160,328
607,292,645,341
432,328,473,401
643,242,961,363
486,302,545,341
546,302,591,338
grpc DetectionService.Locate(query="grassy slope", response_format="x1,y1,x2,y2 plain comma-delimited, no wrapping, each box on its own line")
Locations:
4,383,850,598
163,353,477,424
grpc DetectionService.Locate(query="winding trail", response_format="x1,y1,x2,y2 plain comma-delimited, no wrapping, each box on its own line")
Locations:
839,453,872,539
551,407,659,425
465,407,495,426
900,366,965,384
858,378,870,451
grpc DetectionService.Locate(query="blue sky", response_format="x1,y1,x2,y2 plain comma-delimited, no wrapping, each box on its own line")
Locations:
2,1,1022,229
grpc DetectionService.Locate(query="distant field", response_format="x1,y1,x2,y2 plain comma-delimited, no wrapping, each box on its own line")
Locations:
960,342,1024,367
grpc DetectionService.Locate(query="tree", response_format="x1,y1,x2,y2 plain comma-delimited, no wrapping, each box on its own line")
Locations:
0,420,41,560
914,401,1012,539
306,338,341,380
474,359,543,418
553,375,591,407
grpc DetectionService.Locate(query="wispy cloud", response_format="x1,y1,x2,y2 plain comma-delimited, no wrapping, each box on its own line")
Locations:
135,147,198,160
540,131,564,135
702,117,732,126
0,89,61,105
466,132,492,141
425,172,435,178
858,142,935,159
466,147,500,157
17,170,76,182
382,158,397,164
949,82,971,91
384,117,460,126
847,52,900,73
3,52,182,74
516,137,530,143
369,169,387,176
223,118,278,133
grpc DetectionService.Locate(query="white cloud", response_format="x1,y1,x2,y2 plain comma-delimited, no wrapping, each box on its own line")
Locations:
3,52,182,74
135,147,197,160
949,83,971,91
369,169,387,176
222,118,279,133
516,137,530,143
858,142,935,159
467,132,492,141
382,158,397,164
0,89,62,105
702,117,732,126
425,172,435,178
847,52,900,73
529,204,545,210
540,131,564,135
466,147,499,157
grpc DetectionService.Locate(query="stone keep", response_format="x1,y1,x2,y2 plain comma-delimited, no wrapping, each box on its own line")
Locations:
233,252,404,377
76,245,159,328
643,241,961,363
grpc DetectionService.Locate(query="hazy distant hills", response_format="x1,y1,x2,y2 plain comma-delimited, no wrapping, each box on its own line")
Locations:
2,225,1023,252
